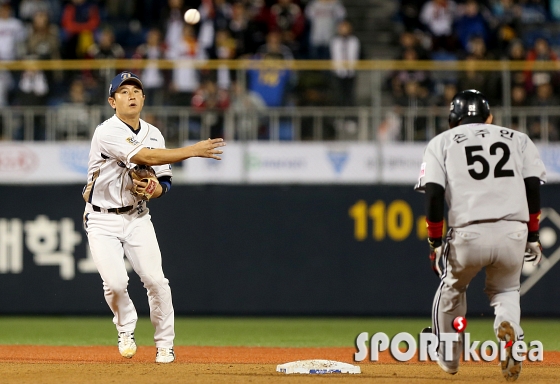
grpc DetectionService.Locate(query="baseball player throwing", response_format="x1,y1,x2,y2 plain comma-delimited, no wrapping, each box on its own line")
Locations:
415,90,546,381
82,71,225,363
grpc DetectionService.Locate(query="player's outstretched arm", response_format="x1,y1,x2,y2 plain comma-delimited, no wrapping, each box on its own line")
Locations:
131,138,226,166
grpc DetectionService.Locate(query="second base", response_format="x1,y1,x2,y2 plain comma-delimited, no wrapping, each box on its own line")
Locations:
276,359,361,374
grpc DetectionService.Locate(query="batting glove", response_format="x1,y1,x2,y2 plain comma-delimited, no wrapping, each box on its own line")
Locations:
428,237,443,278
525,231,542,266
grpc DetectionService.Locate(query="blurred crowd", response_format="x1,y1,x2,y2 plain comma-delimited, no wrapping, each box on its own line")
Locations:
0,0,358,113
4,0,560,141
392,0,560,140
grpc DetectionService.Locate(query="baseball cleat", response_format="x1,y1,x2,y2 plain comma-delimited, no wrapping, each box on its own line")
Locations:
155,347,175,363
437,357,458,375
118,331,137,358
497,321,521,382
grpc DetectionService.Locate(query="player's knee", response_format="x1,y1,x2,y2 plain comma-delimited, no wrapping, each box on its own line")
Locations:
104,280,129,295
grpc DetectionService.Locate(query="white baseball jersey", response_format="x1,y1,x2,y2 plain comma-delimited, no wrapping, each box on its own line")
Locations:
83,115,172,208
415,123,546,228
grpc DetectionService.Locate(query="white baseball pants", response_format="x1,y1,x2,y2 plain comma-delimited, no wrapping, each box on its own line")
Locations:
432,220,526,370
84,205,175,348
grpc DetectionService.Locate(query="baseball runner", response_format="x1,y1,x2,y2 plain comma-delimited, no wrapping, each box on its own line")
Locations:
82,71,225,363
415,90,546,381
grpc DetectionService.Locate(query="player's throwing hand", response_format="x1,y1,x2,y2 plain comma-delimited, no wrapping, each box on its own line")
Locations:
192,138,226,160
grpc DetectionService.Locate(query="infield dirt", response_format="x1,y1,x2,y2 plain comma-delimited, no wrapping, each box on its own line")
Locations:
0,346,559,383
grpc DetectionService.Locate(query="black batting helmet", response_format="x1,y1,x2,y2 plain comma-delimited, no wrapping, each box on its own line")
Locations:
448,89,490,128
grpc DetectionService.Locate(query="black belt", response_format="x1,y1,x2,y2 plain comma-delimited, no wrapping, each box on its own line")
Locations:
92,204,134,214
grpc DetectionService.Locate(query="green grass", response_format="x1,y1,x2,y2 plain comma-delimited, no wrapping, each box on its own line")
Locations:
0,317,558,350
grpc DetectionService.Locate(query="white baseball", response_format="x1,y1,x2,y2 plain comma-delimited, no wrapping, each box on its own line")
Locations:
184,9,200,24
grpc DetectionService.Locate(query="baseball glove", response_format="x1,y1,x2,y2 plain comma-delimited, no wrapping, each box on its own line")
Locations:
129,165,159,200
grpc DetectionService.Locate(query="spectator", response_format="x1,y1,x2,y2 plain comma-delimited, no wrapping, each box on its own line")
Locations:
26,10,60,60
166,23,206,106
60,0,100,59
305,0,346,59
243,0,271,53
510,84,528,132
390,48,432,104
0,1,26,106
434,82,458,133
394,79,429,140
87,27,125,60
191,79,230,138
511,84,528,106
528,82,560,141
197,0,222,56
56,78,92,140
247,52,292,107
491,0,522,54
210,28,237,89
329,19,360,106
454,0,491,50
162,0,188,50
507,38,526,88
508,38,526,61
397,30,430,60
133,27,167,106
14,70,48,139
269,0,305,57
85,27,125,103
457,57,500,105
257,29,294,60
213,0,233,31
0,1,26,60
466,35,495,60
419,0,458,52
19,0,60,23
25,10,60,101
457,37,501,104
229,2,257,57
523,37,559,95
192,79,230,110
229,81,267,140
435,81,458,108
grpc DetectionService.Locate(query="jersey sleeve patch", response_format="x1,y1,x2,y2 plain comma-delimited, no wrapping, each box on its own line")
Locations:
126,137,141,146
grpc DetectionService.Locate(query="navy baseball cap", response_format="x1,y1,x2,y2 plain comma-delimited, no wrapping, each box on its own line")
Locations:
108,71,143,97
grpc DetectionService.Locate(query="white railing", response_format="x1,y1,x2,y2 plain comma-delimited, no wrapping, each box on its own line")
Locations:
1,105,558,145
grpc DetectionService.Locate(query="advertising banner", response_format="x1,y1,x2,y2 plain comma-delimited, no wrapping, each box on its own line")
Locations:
244,142,378,184
184,143,245,183
1,185,559,316
2,142,560,185
536,144,560,183
0,142,89,184
379,143,425,184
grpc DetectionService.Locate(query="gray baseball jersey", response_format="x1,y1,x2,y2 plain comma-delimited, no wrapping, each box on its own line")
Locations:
415,123,546,228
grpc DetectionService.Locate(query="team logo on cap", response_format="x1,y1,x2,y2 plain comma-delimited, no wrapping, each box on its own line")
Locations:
121,72,132,80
